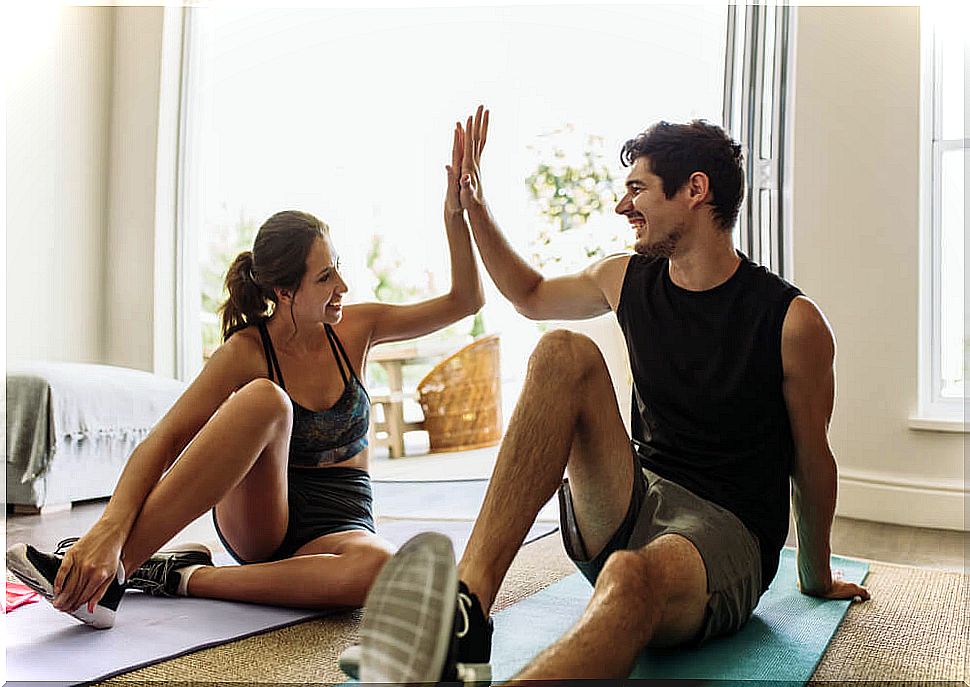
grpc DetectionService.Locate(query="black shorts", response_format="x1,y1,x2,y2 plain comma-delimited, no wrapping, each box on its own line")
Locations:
213,466,376,564
558,446,763,644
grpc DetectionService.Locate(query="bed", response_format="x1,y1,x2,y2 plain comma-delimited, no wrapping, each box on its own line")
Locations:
5,361,186,513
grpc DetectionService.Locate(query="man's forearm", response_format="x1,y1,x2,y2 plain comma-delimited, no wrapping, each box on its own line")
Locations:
465,202,543,311
792,451,838,593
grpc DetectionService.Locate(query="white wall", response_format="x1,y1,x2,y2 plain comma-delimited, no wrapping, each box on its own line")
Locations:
6,6,175,374
791,6,965,530
6,7,114,364
103,7,167,373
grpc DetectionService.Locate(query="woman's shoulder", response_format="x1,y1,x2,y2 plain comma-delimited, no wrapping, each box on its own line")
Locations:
211,325,269,381
335,304,377,338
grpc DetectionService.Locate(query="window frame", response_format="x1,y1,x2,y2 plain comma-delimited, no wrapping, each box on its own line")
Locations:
723,2,795,279
914,10,966,429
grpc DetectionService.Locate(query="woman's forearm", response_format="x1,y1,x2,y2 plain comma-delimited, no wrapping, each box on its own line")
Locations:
444,209,484,313
95,432,178,539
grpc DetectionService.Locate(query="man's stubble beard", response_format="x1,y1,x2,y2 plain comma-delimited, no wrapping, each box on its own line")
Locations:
636,229,683,259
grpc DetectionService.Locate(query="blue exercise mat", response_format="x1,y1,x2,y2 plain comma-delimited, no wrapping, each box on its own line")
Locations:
488,547,868,684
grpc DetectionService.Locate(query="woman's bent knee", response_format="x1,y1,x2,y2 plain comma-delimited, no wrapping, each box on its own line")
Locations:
230,378,292,427
342,546,393,607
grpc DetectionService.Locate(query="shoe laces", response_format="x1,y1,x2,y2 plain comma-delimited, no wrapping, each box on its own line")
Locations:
456,591,473,639
131,554,180,594
54,537,79,556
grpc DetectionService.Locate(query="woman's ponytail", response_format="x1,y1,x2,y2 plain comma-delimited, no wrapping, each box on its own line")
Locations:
219,251,270,341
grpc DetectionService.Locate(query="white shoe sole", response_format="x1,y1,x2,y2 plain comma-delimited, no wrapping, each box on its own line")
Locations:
358,532,458,684
5,543,116,629
338,643,362,679
156,542,212,557
341,643,492,684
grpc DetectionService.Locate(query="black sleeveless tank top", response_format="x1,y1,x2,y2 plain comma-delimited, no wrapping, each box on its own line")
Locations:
256,320,370,467
615,251,803,589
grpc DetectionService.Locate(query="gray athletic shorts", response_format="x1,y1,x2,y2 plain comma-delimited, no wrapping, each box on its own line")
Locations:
558,446,763,645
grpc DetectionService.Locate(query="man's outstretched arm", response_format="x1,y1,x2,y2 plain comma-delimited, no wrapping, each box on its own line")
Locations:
457,105,628,320
782,296,870,600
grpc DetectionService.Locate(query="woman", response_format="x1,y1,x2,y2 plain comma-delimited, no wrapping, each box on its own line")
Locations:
6,123,485,629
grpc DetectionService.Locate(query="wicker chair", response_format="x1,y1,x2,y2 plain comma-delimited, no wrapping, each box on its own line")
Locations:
416,335,502,453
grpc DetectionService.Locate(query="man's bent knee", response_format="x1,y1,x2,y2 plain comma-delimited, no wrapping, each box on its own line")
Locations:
590,539,709,648
598,549,666,599
635,535,710,647
530,329,605,379
590,550,667,645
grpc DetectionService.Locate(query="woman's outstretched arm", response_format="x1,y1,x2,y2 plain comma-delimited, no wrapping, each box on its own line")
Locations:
351,123,484,346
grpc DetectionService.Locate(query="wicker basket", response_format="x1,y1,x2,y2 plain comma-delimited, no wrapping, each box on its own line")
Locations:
416,335,502,453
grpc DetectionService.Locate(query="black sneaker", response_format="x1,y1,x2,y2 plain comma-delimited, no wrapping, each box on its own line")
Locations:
126,543,213,597
354,532,493,684
455,580,494,664
5,540,125,629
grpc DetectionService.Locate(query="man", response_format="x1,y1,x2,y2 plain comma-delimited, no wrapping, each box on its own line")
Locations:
355,106,870,684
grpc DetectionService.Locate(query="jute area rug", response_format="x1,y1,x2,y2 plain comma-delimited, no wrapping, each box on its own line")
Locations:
95,537,968,685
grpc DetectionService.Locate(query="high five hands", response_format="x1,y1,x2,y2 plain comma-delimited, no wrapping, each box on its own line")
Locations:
445,105,490,217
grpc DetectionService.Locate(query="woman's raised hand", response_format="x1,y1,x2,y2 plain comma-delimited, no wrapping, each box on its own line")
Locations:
444,121,464,218
459,105,489,209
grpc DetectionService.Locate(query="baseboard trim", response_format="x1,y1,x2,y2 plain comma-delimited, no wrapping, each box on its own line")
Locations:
837,469,967,531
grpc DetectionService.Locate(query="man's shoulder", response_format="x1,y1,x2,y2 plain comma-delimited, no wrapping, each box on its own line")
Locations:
740,255,801,292
585,253,636,310
587,252,636,280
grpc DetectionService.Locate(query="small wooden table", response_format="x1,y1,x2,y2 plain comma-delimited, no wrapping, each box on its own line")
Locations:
368,340,456,458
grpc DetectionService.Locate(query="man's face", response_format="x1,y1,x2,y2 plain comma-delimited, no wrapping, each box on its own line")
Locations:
614,156,687,258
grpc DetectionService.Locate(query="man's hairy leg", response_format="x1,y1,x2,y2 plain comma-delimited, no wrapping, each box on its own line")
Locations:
507,534,710,683
459,329,633,614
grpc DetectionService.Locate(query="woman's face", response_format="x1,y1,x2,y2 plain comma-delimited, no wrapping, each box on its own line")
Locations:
290,235,348,326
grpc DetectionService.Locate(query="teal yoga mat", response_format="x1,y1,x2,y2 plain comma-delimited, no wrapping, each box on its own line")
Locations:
344,548,868,684
488,547,868,684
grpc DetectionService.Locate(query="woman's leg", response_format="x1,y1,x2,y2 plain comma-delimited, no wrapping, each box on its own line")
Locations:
186,530,394,609
120,378,293,575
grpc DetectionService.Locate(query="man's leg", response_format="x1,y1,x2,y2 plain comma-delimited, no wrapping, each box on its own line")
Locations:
509,533,710,682
355,328,641,681
459,328,634,614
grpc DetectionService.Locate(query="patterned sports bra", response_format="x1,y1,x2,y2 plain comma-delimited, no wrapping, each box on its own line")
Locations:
256,320,370,467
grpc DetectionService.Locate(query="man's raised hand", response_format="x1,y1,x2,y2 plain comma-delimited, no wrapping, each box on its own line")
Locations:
459,104,489,209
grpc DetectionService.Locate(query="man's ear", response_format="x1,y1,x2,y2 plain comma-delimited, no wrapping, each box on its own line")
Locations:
686,171,711,209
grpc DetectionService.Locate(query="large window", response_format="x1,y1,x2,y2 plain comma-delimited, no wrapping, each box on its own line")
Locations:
177,4,729,382
918,7,966,423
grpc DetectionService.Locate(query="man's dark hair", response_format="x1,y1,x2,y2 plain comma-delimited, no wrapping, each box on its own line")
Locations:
621,120,744,230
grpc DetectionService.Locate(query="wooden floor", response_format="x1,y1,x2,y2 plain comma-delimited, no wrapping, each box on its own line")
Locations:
6,496,966,574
